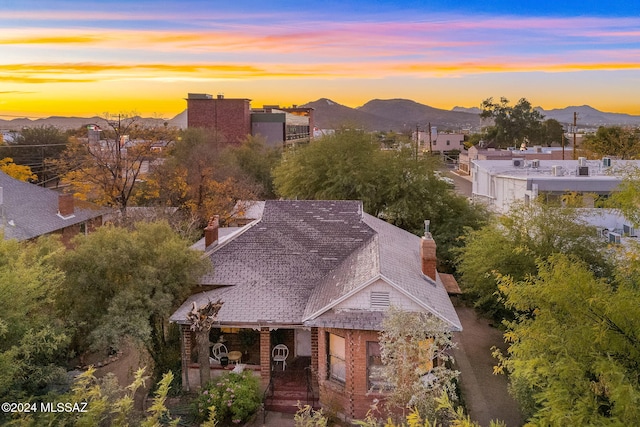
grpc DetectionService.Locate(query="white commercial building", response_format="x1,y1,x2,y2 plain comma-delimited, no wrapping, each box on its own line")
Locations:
471,157,639,213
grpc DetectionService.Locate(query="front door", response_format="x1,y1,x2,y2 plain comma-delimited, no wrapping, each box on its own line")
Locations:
295,329,312,357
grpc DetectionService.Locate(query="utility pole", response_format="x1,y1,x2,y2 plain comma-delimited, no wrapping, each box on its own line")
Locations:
415,124,419,159
572,112,577,160
428,122,432,154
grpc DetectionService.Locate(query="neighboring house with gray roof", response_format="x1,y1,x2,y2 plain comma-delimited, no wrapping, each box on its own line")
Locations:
170,200,461,419
0,171,108,244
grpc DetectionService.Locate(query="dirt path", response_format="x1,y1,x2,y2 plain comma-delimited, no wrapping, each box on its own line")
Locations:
452,306,524,427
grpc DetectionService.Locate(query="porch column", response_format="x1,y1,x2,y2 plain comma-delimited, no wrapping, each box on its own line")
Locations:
259,327,271,386
180,324,192,391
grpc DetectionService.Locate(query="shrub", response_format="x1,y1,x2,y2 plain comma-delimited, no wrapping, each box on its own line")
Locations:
193,371,261,424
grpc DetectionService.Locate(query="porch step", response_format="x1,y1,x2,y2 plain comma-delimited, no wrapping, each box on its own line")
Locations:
265,387,319,413
265,398,320,413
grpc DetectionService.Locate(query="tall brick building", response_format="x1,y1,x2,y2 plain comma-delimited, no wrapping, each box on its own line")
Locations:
186,93,313,146
186,93,252,144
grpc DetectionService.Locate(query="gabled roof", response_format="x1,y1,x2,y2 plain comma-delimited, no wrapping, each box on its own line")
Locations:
170,200,461,332
0,172,108,241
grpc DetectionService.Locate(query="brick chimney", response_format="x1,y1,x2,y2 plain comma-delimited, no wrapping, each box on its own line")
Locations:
58,193,74,217
204,215,220,248
420,220,437,280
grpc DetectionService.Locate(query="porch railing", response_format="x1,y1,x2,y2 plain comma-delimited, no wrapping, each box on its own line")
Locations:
262,375,274,423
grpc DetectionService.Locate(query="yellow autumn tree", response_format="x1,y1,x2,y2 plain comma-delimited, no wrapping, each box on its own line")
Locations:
0,157,37,181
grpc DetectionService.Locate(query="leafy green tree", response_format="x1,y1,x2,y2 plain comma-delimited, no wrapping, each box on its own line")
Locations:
456,202,612,321
607,167,640,228
480,97,544,148
55,221,210,380
7,367,183,427
0,235,69,403
224,135,282,198
583,125,640,159
541,118,565,147
378,306,459,420
494,254,640,425
272,129,486,271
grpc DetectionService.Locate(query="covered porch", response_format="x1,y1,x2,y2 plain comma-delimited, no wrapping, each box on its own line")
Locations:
179,324,319,406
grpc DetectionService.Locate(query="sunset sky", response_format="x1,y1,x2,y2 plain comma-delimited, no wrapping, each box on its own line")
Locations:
1,0,640,119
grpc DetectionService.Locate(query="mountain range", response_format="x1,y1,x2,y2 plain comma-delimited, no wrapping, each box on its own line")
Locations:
2,99,639,132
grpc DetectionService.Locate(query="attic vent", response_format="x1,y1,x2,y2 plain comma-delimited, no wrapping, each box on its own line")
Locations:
370,291,390,309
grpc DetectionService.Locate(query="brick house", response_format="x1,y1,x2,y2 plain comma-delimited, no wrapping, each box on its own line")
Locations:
0,171,108,245
170,200,461,419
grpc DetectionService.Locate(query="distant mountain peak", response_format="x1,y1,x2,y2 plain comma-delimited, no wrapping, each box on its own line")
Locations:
452,106,481,114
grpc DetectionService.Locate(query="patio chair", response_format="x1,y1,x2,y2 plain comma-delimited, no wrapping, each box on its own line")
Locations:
210,343,228,364
272,344,289,371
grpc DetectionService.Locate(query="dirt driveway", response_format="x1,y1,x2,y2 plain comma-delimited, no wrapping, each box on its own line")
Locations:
452,306,524,427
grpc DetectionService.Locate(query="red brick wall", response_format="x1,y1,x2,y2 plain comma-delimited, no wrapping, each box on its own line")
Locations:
317,328,385,420
57,216,103,248
187,98,251,144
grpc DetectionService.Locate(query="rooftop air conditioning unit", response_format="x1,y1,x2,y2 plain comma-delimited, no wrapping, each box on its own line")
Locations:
577,166,589,176
533,145,542,153
603,157,612,167
512,159,523,167
623,224,637,237
609,232,621,244
578,157,587,166
552,165,563,176
531,159,540,168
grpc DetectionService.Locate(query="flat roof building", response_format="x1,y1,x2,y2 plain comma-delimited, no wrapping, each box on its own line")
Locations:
472,157,635,213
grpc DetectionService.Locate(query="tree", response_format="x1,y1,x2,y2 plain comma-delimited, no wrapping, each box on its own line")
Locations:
583,125,640,159
146,127,258,226
0,235,69,402
480,97,544,148
9,367,184,427
225,135,282,199
456,202,612,321
272,129,487,271
0,157,36,181
58,114,178,216
607,167,640,227
186,299,224,387
2,125,68,184
55,221,210,380
378,306,459,421
541,118,565,146
494,254,640,425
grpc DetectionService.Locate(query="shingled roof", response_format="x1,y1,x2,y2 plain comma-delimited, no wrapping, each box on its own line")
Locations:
0,171,108,241
170,200,461,332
